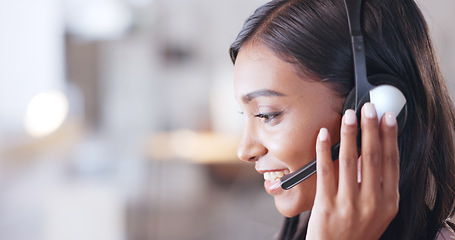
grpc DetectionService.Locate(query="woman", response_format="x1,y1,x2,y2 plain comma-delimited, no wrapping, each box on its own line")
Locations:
229,0,455,239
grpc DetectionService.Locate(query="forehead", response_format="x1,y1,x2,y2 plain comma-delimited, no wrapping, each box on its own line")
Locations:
233,43,309,99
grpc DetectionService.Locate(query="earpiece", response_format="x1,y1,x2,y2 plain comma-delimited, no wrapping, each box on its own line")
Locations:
342,74,409,135
281,0,409,190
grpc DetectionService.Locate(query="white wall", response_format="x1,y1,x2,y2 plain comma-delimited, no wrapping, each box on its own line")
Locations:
0,0,65,138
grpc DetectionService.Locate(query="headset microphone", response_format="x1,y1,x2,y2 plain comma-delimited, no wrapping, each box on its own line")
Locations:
280,0,408,190
281,143,340,190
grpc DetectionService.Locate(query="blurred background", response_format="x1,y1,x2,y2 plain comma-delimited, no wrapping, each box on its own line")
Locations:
0,0,453,240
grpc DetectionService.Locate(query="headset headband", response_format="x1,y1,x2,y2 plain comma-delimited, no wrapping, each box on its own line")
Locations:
344,0,371,112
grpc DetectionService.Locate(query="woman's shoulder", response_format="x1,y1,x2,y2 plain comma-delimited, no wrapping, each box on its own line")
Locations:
435,222,455,240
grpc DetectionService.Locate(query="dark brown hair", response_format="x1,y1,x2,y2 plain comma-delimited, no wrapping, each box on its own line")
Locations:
230,0,455,239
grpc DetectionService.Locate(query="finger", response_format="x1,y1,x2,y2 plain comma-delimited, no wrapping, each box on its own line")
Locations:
360,103,382,194
380,112,400,199
316,128,337,199
338,109,359,199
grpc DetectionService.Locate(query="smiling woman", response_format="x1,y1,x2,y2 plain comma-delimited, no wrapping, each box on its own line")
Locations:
230,0,455,239
234,43,343,217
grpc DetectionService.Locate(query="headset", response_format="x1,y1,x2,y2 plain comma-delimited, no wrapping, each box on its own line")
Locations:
280,0,409,190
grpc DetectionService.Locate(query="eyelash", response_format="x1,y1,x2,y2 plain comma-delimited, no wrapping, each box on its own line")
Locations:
254,111,283,124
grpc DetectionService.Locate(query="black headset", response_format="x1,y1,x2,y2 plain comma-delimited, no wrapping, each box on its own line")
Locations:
280,0,409,190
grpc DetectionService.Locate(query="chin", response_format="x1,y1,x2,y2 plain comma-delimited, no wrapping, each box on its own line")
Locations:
273,187,315,218
275,198,313,218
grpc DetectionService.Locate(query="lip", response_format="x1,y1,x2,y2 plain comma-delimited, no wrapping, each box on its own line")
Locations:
264,180,283,195
256,168,290,174
257,168,291,195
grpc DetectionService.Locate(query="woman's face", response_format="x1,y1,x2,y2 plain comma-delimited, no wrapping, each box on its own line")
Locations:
234,43,344,217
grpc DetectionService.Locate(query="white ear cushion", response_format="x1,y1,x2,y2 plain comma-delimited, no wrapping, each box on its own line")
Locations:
369,85,406,123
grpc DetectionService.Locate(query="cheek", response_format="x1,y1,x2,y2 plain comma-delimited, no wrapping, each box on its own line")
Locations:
262,113,324,171
272,126,318,171
262,109,342,216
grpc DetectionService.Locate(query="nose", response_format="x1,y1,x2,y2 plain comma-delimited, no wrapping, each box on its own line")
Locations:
237,124,267,162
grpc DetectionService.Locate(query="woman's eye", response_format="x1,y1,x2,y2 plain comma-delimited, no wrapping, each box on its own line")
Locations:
254,111,283,124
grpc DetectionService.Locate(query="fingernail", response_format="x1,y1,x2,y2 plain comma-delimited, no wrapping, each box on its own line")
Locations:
344,109,356,125
385,112,397,126
363,103,377,119
318,128,328,141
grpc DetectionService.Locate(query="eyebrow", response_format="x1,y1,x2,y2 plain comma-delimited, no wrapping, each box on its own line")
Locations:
241,89,286,103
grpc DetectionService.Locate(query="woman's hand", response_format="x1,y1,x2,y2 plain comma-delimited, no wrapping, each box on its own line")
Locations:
306,103,400,240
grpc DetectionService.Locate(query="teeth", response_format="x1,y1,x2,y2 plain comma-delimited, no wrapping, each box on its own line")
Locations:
270,172,277,180
263,170,290,181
